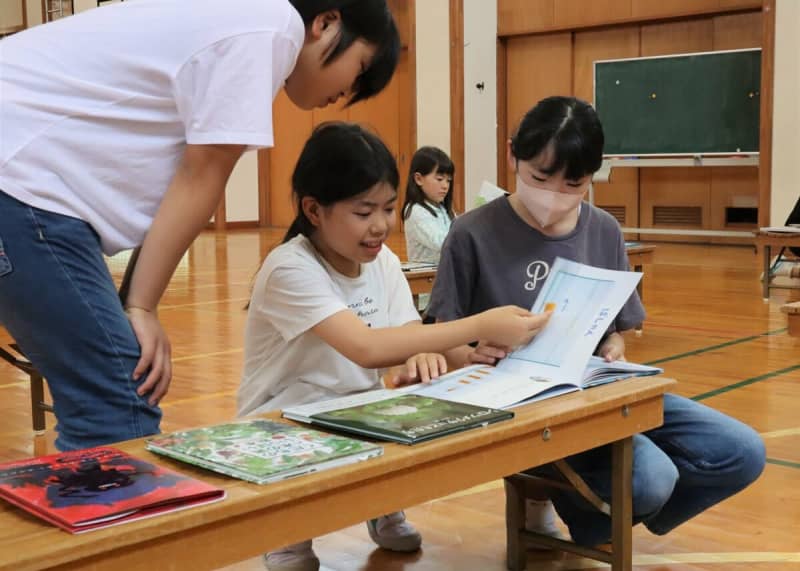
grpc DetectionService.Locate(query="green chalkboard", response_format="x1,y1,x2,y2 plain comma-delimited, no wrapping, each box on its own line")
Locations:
594,49,760,156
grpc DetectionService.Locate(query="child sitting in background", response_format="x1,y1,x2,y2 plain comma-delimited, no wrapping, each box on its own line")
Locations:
239,122,549,571
402,146,456,264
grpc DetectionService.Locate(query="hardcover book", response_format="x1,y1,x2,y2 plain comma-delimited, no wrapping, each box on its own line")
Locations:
146,419,383,484
0,446,225,534
283,393,513,444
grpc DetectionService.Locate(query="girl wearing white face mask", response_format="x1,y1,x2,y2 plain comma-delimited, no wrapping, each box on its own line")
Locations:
427,96,764,549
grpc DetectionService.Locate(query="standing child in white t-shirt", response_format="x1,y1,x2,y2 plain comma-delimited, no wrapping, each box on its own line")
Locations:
0,0,401,452
238,122,549,571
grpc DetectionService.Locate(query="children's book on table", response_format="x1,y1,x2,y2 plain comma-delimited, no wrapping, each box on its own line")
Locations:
413,258,662,409
0,446,225,534
283,393,513,445
146,419,383,484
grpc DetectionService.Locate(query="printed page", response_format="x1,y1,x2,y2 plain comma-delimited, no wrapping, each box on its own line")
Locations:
409,364,578,409
497,257,641,384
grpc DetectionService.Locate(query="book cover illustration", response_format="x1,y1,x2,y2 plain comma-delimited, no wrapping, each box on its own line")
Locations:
313,393,513,443
0,446,224,533
146,419,383,484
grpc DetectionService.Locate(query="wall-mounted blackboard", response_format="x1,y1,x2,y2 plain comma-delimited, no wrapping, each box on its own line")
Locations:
594,49,761,156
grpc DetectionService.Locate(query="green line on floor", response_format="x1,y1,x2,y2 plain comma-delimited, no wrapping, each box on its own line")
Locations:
692,363,800,402
766,458,800,470
645,328,787,367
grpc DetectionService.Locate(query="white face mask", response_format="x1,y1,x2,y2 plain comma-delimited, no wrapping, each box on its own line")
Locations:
515,174,586,228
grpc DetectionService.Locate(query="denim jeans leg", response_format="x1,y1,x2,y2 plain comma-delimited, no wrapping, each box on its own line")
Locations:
0,190,161,450
641,394,765,535
544,433,679,546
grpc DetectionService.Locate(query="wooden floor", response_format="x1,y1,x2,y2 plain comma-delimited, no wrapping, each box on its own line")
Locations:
1,229,799,570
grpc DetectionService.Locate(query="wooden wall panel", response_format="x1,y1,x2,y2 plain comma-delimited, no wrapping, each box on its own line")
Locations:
709,166,759,244
632,0,718,19
640,18,714,55
504,32,572,192
718,0,762,9
712,10,762,49
640,168,712,242
555,0,632,29
594,168,641,239
498,0,553,37
268,92,313,228
0,1,25,34
573,26,640,103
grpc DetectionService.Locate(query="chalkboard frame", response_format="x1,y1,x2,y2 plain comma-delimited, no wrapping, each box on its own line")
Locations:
593,48,761,158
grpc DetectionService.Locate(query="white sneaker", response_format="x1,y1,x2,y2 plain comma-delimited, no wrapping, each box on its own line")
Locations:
365,511,422,552
263,540,320,571
524,499,565,539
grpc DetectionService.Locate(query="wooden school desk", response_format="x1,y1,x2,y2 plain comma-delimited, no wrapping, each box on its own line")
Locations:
754,230,800,300
0,377,675,571
625,243,655,301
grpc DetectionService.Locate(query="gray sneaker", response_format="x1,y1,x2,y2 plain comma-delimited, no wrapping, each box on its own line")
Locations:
365,511,422,552
263,540,320,571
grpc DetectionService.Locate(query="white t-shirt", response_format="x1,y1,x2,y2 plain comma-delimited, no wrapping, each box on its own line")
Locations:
238,235,421,416
0,0,303,254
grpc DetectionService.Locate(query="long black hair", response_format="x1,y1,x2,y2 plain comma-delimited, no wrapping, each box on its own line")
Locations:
289,0,400,104
283,121,399,243
510,96,604,180
401,146,455,220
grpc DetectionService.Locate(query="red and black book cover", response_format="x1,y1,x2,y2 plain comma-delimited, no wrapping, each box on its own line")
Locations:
0,446,225,533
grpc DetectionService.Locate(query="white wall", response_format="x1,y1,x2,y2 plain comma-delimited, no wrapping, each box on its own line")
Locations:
463,0,498,209
415,0,451,154
770,0,800,225
225,152,260,223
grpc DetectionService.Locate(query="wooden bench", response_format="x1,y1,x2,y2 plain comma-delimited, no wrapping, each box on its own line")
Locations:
0,378,675,571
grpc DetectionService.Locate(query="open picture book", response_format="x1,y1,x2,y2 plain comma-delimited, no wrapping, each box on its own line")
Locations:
413,257,662,408
146,419,383,484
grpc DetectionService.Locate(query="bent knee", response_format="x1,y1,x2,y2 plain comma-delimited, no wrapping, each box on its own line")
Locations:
732,428,766,488
632,461,678,517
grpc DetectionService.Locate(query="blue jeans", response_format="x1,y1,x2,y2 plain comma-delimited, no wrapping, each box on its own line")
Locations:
542,394,765,546
0,190,161,450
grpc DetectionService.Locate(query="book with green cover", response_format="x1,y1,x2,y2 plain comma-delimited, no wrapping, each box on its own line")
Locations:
145,419,382,484
283,393,513,445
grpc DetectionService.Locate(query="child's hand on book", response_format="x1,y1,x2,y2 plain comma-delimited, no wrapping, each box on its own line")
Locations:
386,353,448,387
467,341,509,366
476,306,552,349
597,332,626,362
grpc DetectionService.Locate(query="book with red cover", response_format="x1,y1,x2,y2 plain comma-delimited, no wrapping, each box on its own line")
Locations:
0,446,225,533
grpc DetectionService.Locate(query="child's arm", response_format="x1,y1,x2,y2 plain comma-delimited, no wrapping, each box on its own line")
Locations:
124,143,245,403
311,306,549,370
